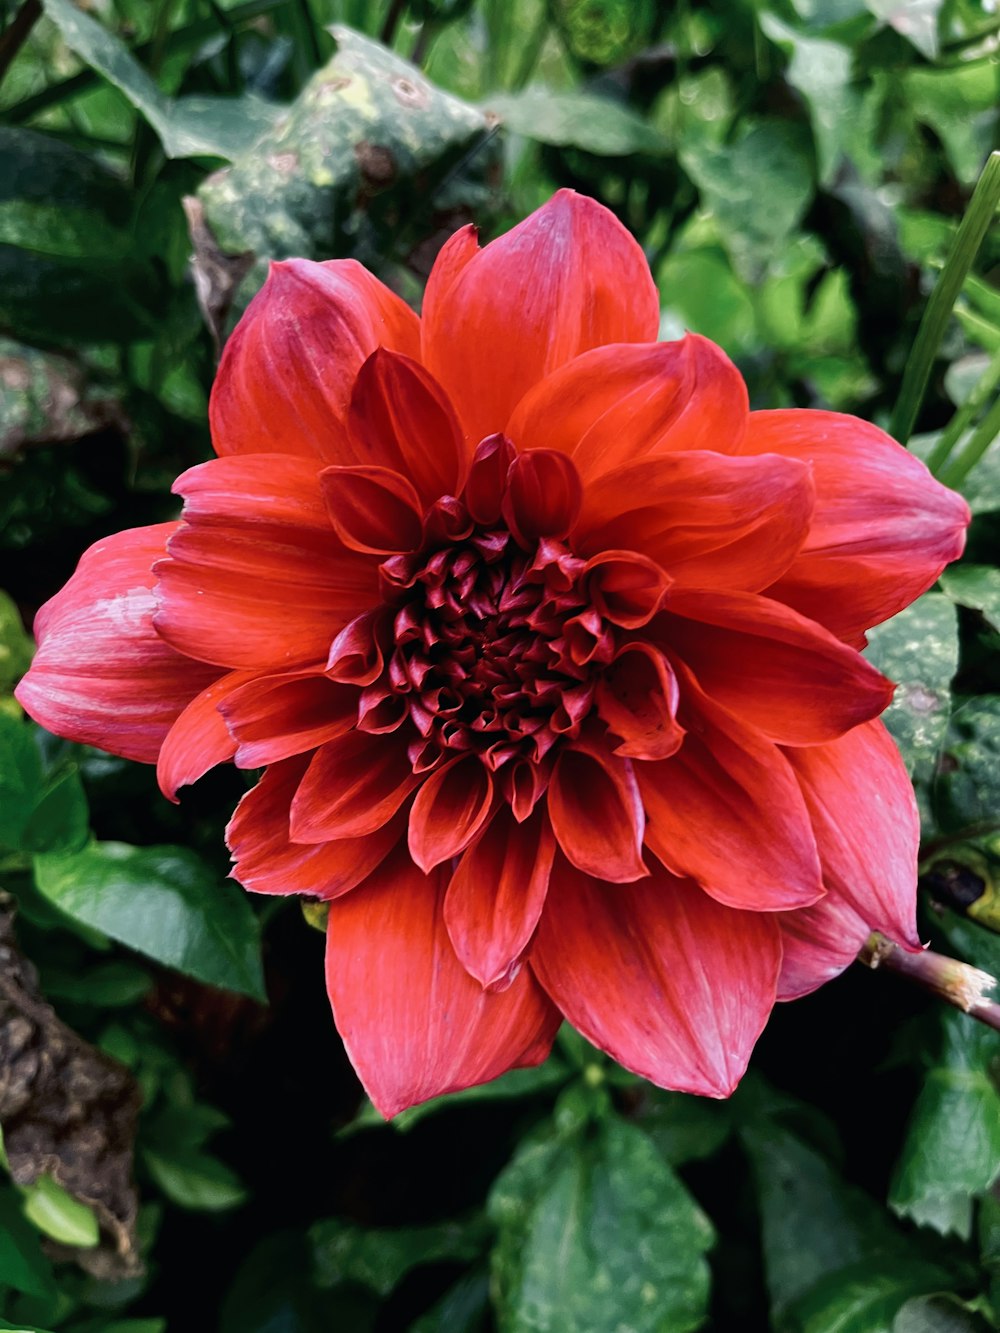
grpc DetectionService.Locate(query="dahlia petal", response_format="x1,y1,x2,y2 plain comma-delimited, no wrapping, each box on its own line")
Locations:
227,755,400,898
508,335,749,480
747,411,970,645
502,449,583,545
347,349,466,501
210,258,420,463
548,736,647,883
639,673,824,910
15,524,218,764
464,434,517,526
785,719,920,951
290,730,419,842
320,465,424,556
585,550,671,628
444,807,555,991
407,756,495,873
157,668,257,800
596,641,684,760
776,892,871,1001
573,451,814,593
154,457,378,669
219,671,359,768
659,591,894,745
531,859,782,1097
423,190,659,445
421,224,479,341
325,846,561,1117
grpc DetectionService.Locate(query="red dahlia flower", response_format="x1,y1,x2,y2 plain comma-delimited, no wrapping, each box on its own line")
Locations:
16,192,970,1116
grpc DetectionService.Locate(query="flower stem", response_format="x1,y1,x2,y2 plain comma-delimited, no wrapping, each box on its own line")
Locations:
937,390,1000,490
859,933,1000,1033
925,343,1000,476
890,150,1000,446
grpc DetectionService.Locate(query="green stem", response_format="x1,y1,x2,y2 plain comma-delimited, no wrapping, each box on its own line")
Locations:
925,343,1000,475
890,151,1000,446
938,391,1000,489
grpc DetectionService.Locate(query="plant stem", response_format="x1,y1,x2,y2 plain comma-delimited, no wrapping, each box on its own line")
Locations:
380,0,407,46
890,151,1000,446
0,0,41,87
859,933,1000,1033
938,391,1000,489
925,342,1000,476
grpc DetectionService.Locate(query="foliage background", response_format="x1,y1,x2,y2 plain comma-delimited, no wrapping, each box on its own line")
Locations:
1,0,1000,1329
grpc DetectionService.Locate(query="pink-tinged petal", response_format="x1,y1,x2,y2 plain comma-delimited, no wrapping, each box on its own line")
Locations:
532,858,782,1097
227,755,400,898
154,455,378,670
463,434,517,526
325,846,561,1117
508,335,749,480
326,609,389,684
346,349,466,502
320,465,424,555
157,668,257,800
776,892,871,1001
290,730,418,842
573,450,814,593
219,671,358,768
407,756,495,873
639,672,824,910
585,551,670,628
210,258,420,463
596,641,684,760
445,807,555,992
15,524,219,764
502,449,583,545
747,411,970,645
423,190,659,445
548,735,647,883
659,591,893,746
785,719,920,951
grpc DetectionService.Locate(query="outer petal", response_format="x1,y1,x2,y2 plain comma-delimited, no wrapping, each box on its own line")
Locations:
507,335,749,480
423,190,659,445
444,807,555,992
227,755,399,898
219,671,359,768
325,846,561,1117
638,673,824,910
154,455,378,669
531,858,782,1097
776,892,872,1001
747,411,970,644
659,591,893,745
157,668,256,800
573,451,814,594
290,730,418,842
210,258,420,463
15,524,219,763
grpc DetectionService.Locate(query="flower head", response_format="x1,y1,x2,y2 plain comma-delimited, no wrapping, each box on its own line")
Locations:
16,191,970,1116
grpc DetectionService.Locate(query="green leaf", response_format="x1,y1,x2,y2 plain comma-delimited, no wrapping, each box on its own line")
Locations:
866,0,944,58
0,712,43,851
864,594,958,817
20,763,89,856
33,841,266,999
784,1259,956,1333
489,1115,713,1333
143,1148,246,1212
637,1090,733,1166
311,1217,486,1297
0,1190,54,1299
894,1294,995,1332
940,565,1000,632
933,696,1000,835
20,1175,100,1248
905,65,1000,185
889,1009,1000,1239
0,589,33,690
39,0,281,161
483,89,668,156
41,959,151,1007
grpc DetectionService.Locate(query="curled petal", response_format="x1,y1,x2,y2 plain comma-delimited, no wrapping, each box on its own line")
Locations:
347,349,466,501
532,859,782,1098
291,731,419,842
464,433,517,526
423,190,659,445
320,465,424,556
407,756,495,873
326,609,389,685
585,550,670,628
445,806,555,991
325,846,561,1117
574,451,814,593
219,670,359,768
15,524,218,764
639,672,824,910
659,591,893,746
508,335,749,480
227,755,400,898
503,449,583,545
210,258,419,462
596,641,684,760
157,669,257,800
548,735,647,883
748,410,970,645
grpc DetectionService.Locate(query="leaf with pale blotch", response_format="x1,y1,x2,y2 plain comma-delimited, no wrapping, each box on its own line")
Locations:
932,696,1000,837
